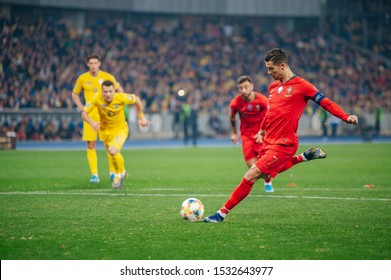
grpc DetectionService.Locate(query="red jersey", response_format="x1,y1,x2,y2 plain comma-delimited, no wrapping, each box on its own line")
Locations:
261,76,349,148
230,91,269,136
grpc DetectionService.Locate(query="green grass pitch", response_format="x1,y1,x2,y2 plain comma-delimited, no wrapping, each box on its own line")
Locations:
0,143,390,260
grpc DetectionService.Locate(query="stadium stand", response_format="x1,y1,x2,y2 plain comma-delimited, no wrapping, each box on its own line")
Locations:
0,2,390,141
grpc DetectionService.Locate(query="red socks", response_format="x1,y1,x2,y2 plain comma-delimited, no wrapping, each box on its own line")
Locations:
265,178,271,184
220,178,255,214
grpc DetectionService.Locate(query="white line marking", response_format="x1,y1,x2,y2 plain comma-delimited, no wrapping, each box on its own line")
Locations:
0,191,390,201
280,188,391,192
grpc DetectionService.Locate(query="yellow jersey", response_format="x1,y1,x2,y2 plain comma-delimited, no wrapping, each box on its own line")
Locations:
73,70,120,118
85,93,137,131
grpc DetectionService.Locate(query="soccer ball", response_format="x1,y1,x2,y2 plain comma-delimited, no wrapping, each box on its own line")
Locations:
180,198,204,221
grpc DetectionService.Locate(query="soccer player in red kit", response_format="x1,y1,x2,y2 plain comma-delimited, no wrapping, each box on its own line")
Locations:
204,48,358,222
230,75,274,192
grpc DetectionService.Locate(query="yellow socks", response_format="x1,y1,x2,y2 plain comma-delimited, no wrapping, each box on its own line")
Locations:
107,151,116,176
87,148,98,175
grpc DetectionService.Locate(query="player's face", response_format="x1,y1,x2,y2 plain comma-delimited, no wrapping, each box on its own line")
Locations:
102,85,115,103
87,58,101,75
265,61,284,81
237,81,254,101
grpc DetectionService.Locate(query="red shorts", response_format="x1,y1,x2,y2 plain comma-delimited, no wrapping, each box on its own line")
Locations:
241,134,261,162
255,143,298,179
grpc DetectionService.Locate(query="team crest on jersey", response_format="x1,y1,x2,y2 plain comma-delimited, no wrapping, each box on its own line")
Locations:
256,104,260,111
93,87,98,93
277,86,283,94
101,104,107,108
284,87,293,97
247,104,253,111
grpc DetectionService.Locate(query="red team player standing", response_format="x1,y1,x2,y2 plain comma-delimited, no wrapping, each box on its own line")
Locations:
230,75,274,192
204,48,359,222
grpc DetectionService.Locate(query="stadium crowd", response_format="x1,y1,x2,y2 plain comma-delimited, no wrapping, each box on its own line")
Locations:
0,6,390,140
325,0,391,58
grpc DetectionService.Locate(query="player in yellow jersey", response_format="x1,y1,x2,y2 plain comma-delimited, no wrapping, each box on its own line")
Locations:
72,54,124,183
82,80,150,188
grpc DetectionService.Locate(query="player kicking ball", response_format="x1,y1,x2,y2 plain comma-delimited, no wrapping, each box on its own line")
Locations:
204,48,358,222
82,80,150,189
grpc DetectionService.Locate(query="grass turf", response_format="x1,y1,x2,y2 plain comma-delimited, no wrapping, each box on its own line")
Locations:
0,143,390,260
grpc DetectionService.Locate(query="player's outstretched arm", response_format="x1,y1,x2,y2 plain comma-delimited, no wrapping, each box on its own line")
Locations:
318,97,358,125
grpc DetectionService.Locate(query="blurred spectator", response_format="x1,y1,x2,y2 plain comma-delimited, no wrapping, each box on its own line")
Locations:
208,109,225,137
374,102,383,137
329,115,341,138
188,95,199,147
43,119,59,140
26,120,44,141
319,109,329,141
57,119,74,140
181,100,191,145
169,94,182,139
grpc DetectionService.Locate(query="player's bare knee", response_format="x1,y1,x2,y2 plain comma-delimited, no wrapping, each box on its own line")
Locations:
87,141,96,149
258,173,270,180
108,146,118,156
244,164,264,182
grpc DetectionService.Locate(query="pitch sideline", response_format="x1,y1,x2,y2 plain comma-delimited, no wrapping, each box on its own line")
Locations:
0,191,390,202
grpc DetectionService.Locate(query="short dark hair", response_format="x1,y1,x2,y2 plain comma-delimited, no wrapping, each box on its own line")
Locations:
265,48,288,65
237,75,252,84
86,54,101,63
102,80,114,87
